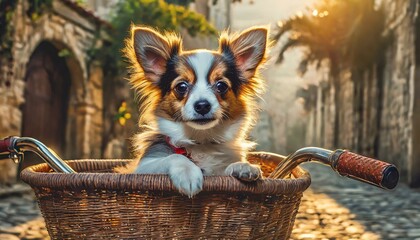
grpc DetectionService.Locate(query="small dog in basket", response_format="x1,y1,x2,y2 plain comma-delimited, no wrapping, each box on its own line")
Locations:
116,25,269,197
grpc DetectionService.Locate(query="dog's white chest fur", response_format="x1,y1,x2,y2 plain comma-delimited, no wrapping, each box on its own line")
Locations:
187,143,242,176
158,117,246,175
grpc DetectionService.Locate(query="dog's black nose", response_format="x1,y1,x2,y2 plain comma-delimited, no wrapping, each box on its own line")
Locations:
194,100,211,115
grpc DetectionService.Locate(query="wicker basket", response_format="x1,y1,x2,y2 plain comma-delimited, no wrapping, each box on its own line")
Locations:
20,153,311,240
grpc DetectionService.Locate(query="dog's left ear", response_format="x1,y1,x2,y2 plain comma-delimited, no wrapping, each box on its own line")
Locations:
220,27,268,79
132,27,181,82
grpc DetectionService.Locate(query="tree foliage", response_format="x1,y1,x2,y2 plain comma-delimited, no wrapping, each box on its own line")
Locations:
0,0,17,57
101,0,217,74
0,0,55,57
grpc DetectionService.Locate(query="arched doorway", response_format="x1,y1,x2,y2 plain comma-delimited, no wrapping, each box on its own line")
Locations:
21,41,71,167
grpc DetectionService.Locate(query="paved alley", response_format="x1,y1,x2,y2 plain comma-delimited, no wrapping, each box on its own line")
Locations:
290,163,420,240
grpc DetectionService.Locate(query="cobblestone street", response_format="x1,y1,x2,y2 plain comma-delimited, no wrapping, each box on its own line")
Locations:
0,163,419,240
291,163,420,240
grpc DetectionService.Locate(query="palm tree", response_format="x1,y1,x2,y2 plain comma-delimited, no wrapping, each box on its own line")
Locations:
272,0,385,147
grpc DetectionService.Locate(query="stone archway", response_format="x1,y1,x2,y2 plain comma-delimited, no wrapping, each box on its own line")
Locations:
22,41,71,152
0,0,107,183
21,41,72,167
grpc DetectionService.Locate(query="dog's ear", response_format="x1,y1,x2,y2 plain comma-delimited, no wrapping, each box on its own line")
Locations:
220,27,268,79
132,27,181,82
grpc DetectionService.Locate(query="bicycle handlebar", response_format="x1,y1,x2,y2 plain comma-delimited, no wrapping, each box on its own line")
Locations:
334,151,399,190
0,137,13,153
269,148,399,190
0,136,76,173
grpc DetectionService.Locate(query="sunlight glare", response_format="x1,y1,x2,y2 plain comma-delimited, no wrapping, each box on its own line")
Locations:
312,9,318,16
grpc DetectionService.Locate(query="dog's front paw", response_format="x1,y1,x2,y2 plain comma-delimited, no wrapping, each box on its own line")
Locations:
169,157,204,198
225,162,262,182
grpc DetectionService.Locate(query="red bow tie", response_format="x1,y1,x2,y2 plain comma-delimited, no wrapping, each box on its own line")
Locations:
165,136,191,159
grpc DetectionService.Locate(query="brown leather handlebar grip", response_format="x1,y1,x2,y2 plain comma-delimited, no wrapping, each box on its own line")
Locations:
0,137,13,153
335,151,399,190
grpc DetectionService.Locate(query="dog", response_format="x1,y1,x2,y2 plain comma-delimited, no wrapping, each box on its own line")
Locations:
116,25,269,197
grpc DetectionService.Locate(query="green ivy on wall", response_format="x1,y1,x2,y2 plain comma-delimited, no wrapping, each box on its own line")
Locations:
0,0,54,58
27,0,53,21
0,1,17,57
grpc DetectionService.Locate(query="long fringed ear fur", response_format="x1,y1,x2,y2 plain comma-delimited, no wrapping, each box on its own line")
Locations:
219,27,268,80
124,26,182,125
132,27,182,82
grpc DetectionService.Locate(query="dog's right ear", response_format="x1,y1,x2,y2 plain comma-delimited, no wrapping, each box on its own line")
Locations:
132,27,181,82
219,27,268,80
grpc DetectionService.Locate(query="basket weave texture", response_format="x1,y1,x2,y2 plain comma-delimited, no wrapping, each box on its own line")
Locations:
21,153,311,240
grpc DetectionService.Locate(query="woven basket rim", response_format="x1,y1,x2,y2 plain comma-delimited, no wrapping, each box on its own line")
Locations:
21,156,311,196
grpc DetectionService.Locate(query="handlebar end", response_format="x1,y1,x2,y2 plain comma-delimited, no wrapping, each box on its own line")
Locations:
0,136,16,153
381,165,399,190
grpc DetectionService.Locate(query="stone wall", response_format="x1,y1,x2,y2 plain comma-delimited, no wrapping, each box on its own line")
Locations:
304,0,419,185
376,0,417,183
0,0,107,183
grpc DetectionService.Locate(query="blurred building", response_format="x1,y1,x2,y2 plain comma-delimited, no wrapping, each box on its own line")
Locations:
229,0,315,154
304,0,420,187
84,0,119,20
0,0,109,183
183,0,231,49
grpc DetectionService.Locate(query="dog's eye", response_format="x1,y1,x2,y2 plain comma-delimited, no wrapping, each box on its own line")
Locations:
215,81,229,94
174,82,189,96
